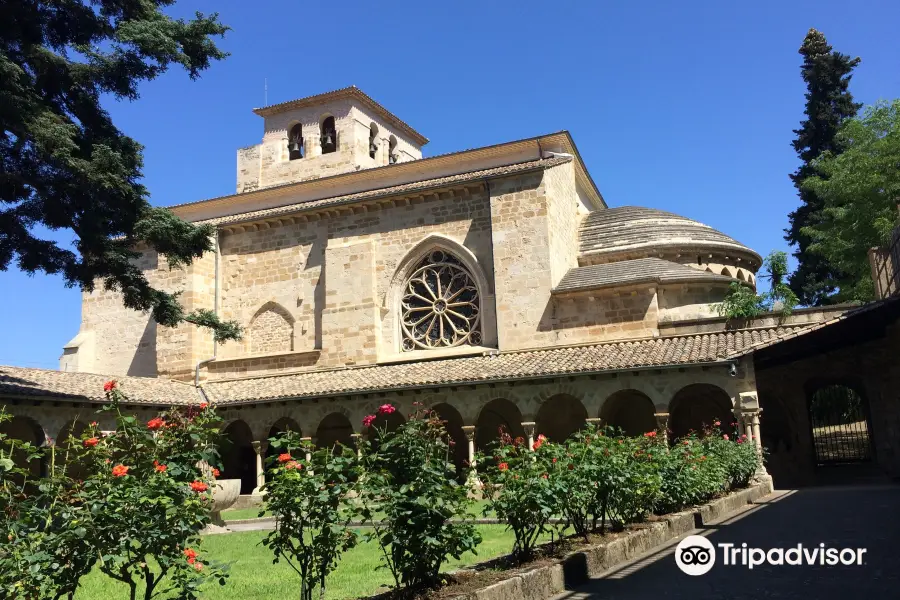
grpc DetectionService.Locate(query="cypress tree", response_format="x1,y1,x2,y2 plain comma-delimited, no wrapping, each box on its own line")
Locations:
785,28,862,305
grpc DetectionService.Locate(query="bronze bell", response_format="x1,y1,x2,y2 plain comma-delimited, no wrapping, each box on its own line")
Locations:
288,140,302,160
322,132,334,149
369,141,378,157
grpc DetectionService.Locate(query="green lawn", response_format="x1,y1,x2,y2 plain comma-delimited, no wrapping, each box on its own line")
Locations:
221,499,493,523
73,523,544,599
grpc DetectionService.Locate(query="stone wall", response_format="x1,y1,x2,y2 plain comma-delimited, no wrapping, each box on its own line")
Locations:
756,320,900,486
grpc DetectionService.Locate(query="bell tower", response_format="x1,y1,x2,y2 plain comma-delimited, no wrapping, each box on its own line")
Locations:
236,86,428,193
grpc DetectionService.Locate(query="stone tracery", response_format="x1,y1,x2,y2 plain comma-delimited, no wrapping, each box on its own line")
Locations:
400,250,482,351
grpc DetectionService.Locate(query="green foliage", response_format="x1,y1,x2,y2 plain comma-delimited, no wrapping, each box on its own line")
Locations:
478,432,562,560
802,100,900,302
261,432,359,600
0,0,241,342
716,281,765,320
356,405,482,596
786,28,862,305
1,385,229,600
716,251,799,321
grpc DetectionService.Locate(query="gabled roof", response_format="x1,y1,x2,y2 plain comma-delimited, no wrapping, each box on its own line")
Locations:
252,86,429,146
579,206,761,266
554,258,735,294
0,366,199,406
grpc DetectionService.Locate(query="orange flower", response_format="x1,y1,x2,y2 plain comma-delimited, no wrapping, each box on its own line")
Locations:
277,453,292,463
212,468,220,477
190,481,208,493
532,433,547,451
111,464,129,477
83,437,99,448
498,462,509,472
285,461,302,470
183,548,197,560
199,402,209,409
155,463,167,473
644,431,657,438
147,417,165,430
103,380,117,392
193,562,203,571
187,557,196,565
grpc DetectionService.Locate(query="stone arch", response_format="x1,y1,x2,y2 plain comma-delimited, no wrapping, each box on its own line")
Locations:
368,122,379,159
388,235,494,353
249,301,294,354
56,419,87,446
669,384,734,441
367,411,406,451
288,122,304,160
805,380,872,463
320,114,337,153
221,420,256,495
388,135,398,163
536,394,588,441
736,269,747,282
475,398,525,455
0,415,46,479
599,390,657,437
720,266,734,278
432,403,467,479
315,413,355,453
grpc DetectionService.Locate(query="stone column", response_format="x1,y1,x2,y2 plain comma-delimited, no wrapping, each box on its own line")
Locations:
521,421,536,450
350,433,362,459
654,412,670,443
251,440,267,496
462,425,480,489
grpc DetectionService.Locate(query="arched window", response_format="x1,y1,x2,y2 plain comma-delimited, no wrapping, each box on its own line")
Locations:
320,116,336,154
388,135,398,164
288,124,303,160
400,249,482,351
369,122,379,159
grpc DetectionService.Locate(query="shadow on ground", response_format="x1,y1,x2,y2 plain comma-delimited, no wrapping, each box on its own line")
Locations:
555,484,900,599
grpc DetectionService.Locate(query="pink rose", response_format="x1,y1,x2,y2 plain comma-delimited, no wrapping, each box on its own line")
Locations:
377,404,396,415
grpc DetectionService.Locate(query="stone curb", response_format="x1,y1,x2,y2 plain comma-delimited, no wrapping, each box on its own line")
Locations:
222,517,571,527
446,479,773,600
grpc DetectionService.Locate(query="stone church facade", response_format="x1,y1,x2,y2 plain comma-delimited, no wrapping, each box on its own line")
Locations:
7,86,859,495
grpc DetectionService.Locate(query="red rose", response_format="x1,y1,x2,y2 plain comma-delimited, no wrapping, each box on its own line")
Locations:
362,415,376,428
532,434,547,451
377,404,396,415
183,548,197,560
111,464,129,477
200,402,209,409
644,431,657,438
541,473,548,479
190,481,208,493
277,453,292,463
83,437,99,448
683,441,690,446
103,380,117,392
89,421,98,427
155,464,167,473
212,468,220,477
552,457,557,463
498,462,509,472
147,418,165,430
713,420,721,427
568,463,575,471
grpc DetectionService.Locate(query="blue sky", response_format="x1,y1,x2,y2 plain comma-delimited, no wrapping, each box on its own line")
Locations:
2,0,899,370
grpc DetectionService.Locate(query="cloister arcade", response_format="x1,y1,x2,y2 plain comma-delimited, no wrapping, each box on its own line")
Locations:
0,367,765,495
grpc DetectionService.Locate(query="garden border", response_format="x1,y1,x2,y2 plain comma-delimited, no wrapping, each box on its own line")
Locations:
444,478,774,600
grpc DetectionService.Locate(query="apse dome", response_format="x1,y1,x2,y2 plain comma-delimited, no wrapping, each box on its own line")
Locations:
578,206,761,283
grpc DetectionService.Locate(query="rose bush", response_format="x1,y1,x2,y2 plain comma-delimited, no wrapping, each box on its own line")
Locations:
261,430,359,600
356,404,481,596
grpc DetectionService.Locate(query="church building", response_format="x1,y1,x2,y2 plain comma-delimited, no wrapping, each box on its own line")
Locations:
5,87,898,495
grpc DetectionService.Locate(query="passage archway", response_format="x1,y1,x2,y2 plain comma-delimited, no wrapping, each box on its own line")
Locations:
0,415,45,480
475,398,525,456
600,390,657,437
669,384,734,441
221,420,256,494
432,403,467,479
316,413,354,454
807,383,872,464
536,394,587,441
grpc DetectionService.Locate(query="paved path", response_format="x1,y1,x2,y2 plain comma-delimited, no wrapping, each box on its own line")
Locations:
553,484,900,599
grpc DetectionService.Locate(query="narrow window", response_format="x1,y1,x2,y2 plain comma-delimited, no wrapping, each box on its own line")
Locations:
388,135,398,164
288,124,303,160
320,116,337,154
369,123,379,159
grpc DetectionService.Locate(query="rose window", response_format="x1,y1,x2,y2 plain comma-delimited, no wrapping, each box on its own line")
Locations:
400,250,482,351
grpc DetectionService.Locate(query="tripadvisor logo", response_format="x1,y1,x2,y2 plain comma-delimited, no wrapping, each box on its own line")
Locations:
675,535,867,576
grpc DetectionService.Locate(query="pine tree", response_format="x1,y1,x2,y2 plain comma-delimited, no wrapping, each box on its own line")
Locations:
0,0,240,342
785,28,862,306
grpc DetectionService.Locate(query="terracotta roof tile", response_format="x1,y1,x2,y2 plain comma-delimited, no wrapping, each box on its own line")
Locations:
0,366,199,405
202,326,811,405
